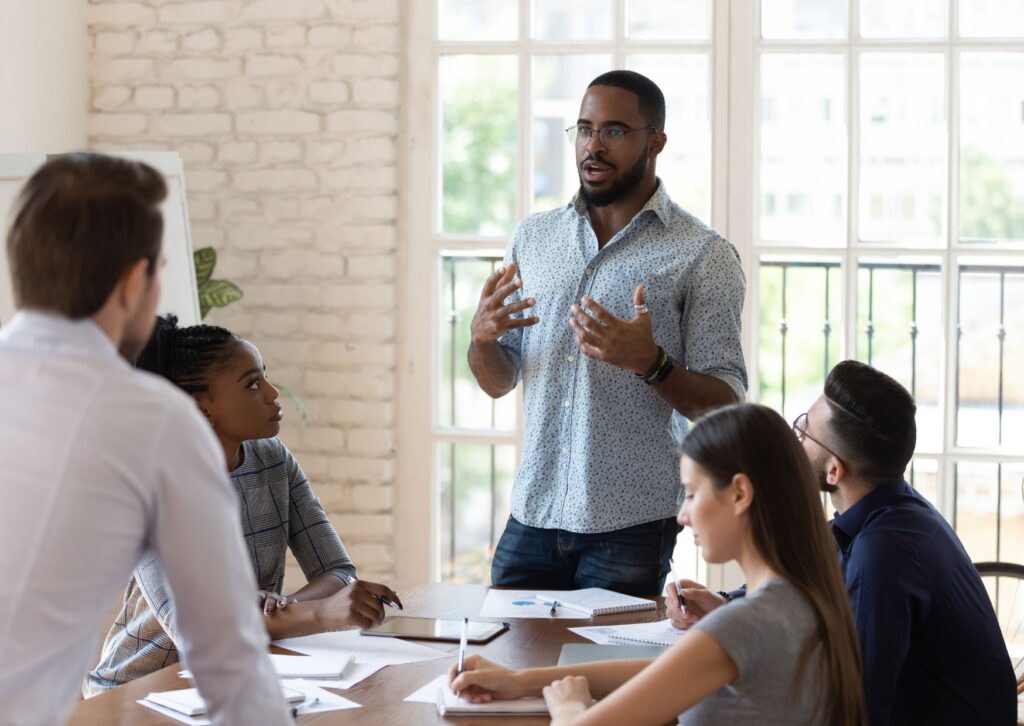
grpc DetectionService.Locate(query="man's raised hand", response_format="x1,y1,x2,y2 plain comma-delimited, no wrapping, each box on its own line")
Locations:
470,262,539,345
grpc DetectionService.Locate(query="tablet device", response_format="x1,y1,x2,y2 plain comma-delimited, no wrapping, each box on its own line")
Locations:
360,617,509,644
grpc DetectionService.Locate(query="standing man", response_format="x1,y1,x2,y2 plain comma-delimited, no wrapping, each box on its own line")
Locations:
666,360,1016,725
469,71,747,595
0,154,291,725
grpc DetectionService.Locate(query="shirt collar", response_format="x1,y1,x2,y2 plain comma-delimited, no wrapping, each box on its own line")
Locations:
0,310,127,366
570,177,672,227
831,479,910,548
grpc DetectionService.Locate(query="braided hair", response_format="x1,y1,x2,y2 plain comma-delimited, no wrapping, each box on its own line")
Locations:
135,314,239,394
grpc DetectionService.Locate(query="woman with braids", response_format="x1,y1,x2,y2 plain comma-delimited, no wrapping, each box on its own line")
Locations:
448,403,866,726
85,314,400,695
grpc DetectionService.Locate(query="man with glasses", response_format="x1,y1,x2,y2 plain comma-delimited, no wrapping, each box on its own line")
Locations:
666,360,1015,725
467,70,746,596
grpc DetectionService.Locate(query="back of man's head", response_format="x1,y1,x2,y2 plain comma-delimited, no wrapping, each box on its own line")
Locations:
7,153,167,319
587,70,666,131
824,360,917,486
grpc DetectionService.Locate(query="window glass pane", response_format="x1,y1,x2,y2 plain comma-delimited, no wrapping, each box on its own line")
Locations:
439,255,517,431
439,442,516,583
907,458,940,511
859,53,945,244
758,259,843,423
959,53,1024,243
954,461,999,561
959,0,1024,37
856,261,943,451
627,54,711,224
627,0,710,40
532,54,611,214
761,0,846,39
440,55,518,236
859,0,946,38
532,0,612,41
956,268,1024,450
438,0,518,41
760,54,846,245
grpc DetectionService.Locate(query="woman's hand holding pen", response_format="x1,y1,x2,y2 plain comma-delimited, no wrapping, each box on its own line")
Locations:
664,579,726,629
448,655,531,703
315,579,402,630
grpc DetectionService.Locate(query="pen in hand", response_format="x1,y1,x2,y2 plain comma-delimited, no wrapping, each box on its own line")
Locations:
455,616,468,694
549,600,559,617
670,558,686,608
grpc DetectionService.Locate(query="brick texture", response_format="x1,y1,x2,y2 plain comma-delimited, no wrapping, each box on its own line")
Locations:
88,0,401,586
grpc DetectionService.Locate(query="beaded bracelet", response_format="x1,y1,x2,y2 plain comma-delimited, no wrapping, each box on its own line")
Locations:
636,347,673,385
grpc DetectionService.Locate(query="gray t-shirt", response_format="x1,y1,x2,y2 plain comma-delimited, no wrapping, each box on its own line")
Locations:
679,577,828,725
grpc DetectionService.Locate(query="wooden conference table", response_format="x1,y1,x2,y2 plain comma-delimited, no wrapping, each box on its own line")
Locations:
70,581,669,725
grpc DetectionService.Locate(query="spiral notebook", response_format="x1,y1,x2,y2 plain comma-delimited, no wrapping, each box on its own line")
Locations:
605,619,687,647
534,588,657,616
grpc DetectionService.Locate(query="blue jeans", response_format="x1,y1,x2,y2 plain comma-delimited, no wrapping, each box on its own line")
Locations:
490,516,680,597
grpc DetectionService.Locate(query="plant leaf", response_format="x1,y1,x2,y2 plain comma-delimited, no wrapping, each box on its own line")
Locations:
193,247,217,285
200,279,243,311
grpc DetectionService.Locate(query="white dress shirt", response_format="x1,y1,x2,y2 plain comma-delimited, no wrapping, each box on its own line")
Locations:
0,312,291,726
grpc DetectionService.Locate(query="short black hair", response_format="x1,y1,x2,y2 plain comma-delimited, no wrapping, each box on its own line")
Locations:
587,70,666,131
7,153,166,318
136,314,238,395
823,360,917,486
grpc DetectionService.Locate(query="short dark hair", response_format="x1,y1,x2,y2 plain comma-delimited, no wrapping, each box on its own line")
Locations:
6,152,166,318
136,314,238,395
587,70,666,131
823,360,917,485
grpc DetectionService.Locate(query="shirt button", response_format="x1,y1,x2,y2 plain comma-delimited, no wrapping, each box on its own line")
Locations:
585,267,593,276
563,399,571,408
566,355,574,362
561,447,569,455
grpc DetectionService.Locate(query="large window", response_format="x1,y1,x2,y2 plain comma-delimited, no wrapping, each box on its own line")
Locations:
403,0,1024,584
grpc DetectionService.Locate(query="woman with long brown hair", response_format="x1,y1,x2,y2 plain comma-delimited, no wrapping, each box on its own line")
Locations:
449,403,865,726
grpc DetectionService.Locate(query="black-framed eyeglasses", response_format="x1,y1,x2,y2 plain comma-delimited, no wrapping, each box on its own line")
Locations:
792,412,843,461
565,124,656,149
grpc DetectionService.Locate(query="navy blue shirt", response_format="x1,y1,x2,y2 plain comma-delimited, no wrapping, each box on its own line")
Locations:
833,480,1015,725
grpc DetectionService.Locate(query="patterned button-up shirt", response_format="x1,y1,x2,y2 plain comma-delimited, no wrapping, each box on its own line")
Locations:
85,437,355,695
498,181,747,533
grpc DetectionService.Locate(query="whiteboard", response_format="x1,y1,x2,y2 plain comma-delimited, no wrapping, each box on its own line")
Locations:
0,151,200,327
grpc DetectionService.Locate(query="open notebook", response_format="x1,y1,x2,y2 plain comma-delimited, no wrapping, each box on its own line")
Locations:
436,689,549,717
535,588,657,616
142,685,304,717
606,619,687,647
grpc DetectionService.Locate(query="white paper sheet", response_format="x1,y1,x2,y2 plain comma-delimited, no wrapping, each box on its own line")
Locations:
404,674,549,715
180,653,352,680
272,630,452,689
138,680,360,724
478,589,592,619
569,619,686,647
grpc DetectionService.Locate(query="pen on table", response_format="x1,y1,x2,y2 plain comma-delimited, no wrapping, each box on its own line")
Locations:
669,558,686,608
457,617,468,677
549,600,559,617
291,696,320,717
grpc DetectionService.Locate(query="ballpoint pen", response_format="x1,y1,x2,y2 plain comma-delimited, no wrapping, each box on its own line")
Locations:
549,600,559,617
670,558,686,608
456,616,469,678
291,696,320,717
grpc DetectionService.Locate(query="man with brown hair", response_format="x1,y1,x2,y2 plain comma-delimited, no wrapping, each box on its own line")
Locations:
0,153,292,725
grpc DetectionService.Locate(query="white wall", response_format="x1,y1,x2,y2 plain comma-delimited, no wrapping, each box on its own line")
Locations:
0,0,88,152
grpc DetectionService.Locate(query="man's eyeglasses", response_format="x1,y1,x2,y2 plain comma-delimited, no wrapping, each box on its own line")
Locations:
792,412,843,461
565,124,656,149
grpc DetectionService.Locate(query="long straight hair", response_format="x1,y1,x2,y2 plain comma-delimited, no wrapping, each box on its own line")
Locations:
681,403,865,726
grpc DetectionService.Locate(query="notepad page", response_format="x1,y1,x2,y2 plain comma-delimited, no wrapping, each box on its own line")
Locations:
535,587,657,616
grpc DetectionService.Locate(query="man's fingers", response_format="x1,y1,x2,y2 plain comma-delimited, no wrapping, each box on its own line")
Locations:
580,296,618,324
497,297,535,317
504,316,540,329
480,263,516,298
488,277,523,308
633,283,646,307
679,579,706,589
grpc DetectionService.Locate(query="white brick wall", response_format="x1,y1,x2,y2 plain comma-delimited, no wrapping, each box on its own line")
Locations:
88,0,401,585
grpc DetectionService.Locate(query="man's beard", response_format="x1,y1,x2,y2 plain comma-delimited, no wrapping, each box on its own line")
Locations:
578,151,648,207
814,449,838,494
